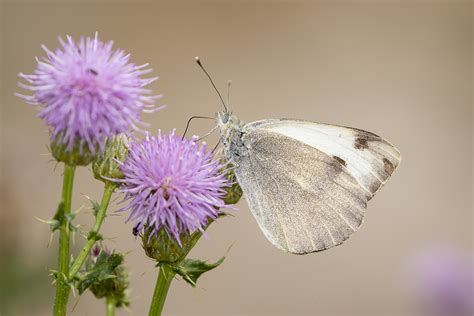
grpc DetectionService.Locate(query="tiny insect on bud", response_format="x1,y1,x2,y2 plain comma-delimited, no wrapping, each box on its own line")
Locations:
141,222,213,263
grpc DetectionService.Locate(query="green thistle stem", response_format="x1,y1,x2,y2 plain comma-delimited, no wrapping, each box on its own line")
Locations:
68,182,116,279
53,164,76,316
106,296,116,316
148,263,176,316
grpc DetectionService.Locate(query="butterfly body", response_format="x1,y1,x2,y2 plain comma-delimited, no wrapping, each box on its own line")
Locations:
217,111,401,255
217,111,246,159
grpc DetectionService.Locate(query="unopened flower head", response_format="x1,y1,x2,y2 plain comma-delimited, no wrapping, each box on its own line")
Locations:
85,244,129,308
17,33,163,154
118,130,230,244
93,133,130,182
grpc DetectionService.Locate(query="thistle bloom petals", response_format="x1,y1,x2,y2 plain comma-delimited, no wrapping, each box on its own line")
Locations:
118,131,230,244
17,33,162,153
413,247,474,315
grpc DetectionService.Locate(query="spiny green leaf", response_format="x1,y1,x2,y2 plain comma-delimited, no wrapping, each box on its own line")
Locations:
50,202,65,232
172,256,225,287
87,231,103,242
90,199,100,217
75,252,124,295
65,212,78,232
50,202,78,233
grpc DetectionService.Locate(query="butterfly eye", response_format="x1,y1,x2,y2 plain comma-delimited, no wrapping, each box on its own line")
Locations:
218,112,229,124
222,114,229,123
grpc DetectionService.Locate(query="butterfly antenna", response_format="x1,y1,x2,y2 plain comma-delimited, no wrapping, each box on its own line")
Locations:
227,80,232,110
182,115,214,140
195,56,228,112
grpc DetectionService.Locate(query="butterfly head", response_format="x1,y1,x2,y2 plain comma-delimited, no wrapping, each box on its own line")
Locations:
217,110,245,158
217,110,241,127
217,110,230,125
194,57,243,150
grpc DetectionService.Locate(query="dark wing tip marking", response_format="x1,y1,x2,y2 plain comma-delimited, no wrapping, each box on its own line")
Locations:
353,132,383,150
383,158,395,175
354,137,369,149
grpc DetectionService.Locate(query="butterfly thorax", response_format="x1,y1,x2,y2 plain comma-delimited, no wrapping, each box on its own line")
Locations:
217,111,248,160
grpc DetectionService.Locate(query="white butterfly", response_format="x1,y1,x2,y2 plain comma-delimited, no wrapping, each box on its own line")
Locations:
196,57,401,255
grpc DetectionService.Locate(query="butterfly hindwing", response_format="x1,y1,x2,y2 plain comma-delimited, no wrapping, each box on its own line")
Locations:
232,128,368,254
246,119,401,200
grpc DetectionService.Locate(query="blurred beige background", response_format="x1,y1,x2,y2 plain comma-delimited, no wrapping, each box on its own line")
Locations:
1,1,472,315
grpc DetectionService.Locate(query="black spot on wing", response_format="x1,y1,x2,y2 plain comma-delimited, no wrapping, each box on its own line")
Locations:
332,156,347,167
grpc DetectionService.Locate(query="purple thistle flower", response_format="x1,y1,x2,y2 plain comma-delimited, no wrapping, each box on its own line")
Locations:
118,130,230,244
412,247,474,316
16,33,163,153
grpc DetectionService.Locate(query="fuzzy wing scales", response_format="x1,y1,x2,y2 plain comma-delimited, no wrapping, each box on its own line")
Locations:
233,129,368,254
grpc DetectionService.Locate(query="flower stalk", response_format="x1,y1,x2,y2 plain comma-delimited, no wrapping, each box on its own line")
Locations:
148,263,176,316
17,34,162,316
53,164,76,316
68,182,116,280
144,215,232,314
106,296,116,316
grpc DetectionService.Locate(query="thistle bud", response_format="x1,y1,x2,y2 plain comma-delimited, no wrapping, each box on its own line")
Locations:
50,133,96,166
222,168,243,205
92,134,129,183
141,225,201,263
77,245,129,308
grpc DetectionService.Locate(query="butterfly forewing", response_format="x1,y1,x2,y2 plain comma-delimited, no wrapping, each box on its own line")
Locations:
233,128,368,254
246,119,401,200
